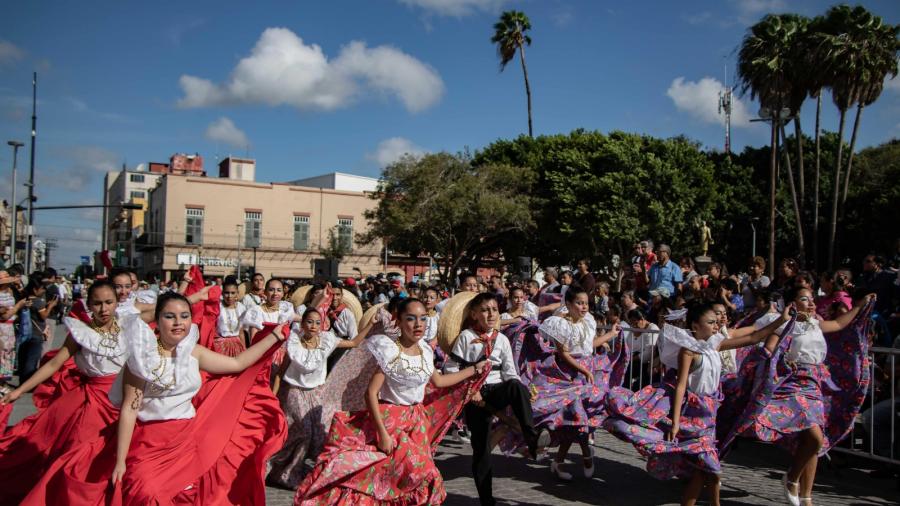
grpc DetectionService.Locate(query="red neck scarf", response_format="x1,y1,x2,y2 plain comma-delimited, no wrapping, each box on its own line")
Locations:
327,303,347,324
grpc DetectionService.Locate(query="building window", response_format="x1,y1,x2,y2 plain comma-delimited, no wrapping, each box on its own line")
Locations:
130,190,145,199
130,174,145,183
185,208,203,245
338,218,353,252
293,215,309,251
245,211,261,248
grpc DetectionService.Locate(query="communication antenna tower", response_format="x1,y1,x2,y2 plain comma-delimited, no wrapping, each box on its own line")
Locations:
718,63,733,155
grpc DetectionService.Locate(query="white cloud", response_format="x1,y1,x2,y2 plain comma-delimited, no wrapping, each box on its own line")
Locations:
732,0,788,24
0,40,24,65
683,11,713,26
205,117,249,149
398,0,511,16
368,137,426,167
666,76,753,128
178,28,444,113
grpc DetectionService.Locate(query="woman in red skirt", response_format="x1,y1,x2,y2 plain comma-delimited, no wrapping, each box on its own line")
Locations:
22,291,287,505
0,280,124,504
295,297,489,505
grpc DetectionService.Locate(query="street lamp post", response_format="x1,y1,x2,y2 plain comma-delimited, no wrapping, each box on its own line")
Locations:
750,217,759,259
6,141,24,264
236,224,242,279
751,107,793,279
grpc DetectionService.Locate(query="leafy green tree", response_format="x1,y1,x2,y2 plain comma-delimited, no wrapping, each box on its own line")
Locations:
359,153,534,284
492,10,534,137
475,130,739,285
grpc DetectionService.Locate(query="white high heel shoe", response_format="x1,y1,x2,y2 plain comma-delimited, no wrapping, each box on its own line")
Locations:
550,461,572,481
583,447,594,478
782,472,800,506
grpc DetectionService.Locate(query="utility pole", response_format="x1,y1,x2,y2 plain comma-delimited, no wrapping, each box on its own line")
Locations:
718,63,732,155
25,72,37,271
6,141,24,264
236,224,242,279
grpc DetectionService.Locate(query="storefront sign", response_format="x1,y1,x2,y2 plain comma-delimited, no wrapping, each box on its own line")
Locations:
175,253,237,267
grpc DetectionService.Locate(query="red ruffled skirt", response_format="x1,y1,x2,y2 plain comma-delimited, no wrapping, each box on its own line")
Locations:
295,403,445,505
22,332,286,506
0,372,118,504
295,354,489,505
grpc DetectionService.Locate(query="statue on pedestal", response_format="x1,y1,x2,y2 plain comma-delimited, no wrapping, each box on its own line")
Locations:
699,220,713,258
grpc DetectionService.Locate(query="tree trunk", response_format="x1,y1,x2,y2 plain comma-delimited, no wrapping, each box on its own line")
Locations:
518,44,533,138
827,108,847,269
840,102,864,208
781,124,805,266
793,116,805,259
768,121,778,279
813,94,821,270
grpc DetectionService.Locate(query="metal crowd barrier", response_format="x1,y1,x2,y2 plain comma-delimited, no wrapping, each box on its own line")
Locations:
831,345,899,467
598,324,661,391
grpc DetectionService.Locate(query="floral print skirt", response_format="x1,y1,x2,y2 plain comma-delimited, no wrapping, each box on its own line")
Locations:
603,370,721,480
268,385,326,489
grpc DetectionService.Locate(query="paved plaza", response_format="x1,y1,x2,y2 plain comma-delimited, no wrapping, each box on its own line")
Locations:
10,323,897,505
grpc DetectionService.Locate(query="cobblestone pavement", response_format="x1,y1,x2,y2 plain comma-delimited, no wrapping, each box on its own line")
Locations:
264,432,897,505
13,323,898,505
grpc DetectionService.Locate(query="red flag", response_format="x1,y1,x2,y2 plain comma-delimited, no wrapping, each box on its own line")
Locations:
100,250,113,270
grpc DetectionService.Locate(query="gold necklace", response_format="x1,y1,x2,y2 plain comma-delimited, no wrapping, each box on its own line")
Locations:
150,339,177,391
90,319,121,351
262,302,280,313
388,338,428,376
300,332,320,350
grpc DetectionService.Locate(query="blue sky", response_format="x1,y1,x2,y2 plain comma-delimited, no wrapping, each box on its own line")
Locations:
1,0,899,272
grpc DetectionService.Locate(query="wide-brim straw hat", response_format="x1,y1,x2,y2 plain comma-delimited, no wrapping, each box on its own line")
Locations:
358,302,385,333
438,292,487,354
291,285,363,324
290,285,312,308
238,281,251,298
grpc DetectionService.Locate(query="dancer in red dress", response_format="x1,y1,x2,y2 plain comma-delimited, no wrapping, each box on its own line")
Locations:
0,280,124,504
22,291,287,505
295,297,489,505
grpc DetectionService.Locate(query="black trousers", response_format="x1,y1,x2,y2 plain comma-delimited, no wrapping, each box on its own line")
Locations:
464,379,537,506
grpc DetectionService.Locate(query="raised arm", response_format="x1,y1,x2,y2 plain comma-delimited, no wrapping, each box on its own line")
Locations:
111,366,145,484
194,323,286,375
820,293,875,334
593,323,620,348
721,305,792,352
1,336,78,404
431,360,486,388
336,328,366,349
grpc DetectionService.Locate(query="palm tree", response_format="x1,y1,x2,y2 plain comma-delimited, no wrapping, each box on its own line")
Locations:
840,19,900,210
737,14,799,277
492,10,534,137
820,5,899,267
805,15,833,269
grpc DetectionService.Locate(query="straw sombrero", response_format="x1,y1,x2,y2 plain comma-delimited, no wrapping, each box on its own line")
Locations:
238,281,251,298
341,290,363,324
290,285,312,308
290,285,363,325
438,292,503,354
358,302,385,333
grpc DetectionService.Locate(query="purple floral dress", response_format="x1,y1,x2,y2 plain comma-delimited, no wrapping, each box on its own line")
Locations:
499,317,630,451
718,303,873,455
603,326,725,480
